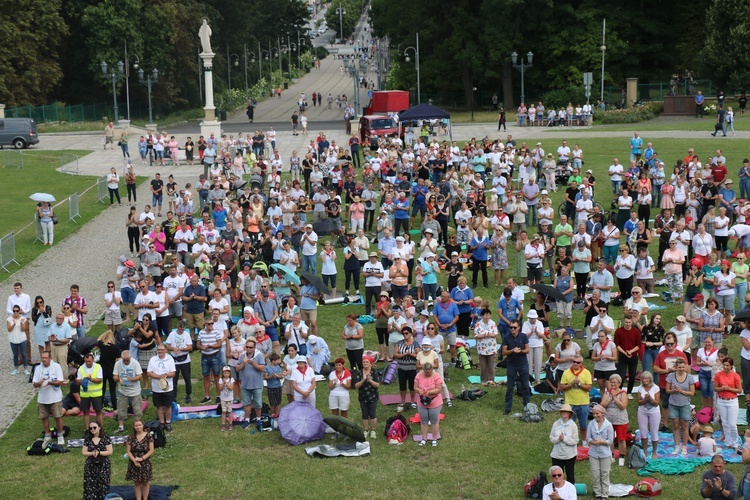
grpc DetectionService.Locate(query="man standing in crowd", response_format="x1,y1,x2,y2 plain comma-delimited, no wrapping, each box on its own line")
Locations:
33,351,67,446
502,319,530,415
63,284,88,340
113,349,144,434
559,354,592,445
148,344,176,431
237,338,266,427
76,353,104,432
183,274,207,342
48,313,72,370
197,317,223,404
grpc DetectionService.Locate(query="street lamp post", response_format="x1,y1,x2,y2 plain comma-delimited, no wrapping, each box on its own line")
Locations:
259,50,270,81
243,44,249,91
336,2,346,44
289,42,297,79
403,33,420,104
600,19,606,104
511,50,534,106
344,57,367,114
227,46,240,92
100,61,125,125
123,41,139,122
137,67,159,128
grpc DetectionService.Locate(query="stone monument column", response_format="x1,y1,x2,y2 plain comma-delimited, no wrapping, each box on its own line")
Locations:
199,19,221,138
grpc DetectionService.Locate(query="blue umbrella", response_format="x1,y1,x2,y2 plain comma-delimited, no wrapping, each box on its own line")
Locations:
270,263,301,285
278,401,326,446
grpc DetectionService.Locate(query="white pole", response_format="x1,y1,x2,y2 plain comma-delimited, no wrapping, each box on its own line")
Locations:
600,19,606,103
416,32,421,104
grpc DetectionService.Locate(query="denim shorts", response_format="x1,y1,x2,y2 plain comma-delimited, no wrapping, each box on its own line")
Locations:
121,286,136,304
201,353,221,377
669,403,691,420
241,387,263,408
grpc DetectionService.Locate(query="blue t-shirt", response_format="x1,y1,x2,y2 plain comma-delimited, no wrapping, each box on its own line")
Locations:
213,208,228,227
264,364,283,389
497,297,521,325
433,300,459,332
394,198,410,219
421,261,438,285
556,275,574,303
412,185,428,206
501,332,529,368
183,283,207,314
470,236,490,262
300,284,319,310
450,286,474,314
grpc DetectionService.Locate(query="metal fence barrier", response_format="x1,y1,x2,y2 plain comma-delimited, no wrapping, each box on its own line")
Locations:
68,193,82,223
0,232,20,272
96,175,108,204
2,150,24,169
33,213,44,244
60,153,79,175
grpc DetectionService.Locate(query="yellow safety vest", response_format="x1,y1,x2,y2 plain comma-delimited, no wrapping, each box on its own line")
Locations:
78,363,103,398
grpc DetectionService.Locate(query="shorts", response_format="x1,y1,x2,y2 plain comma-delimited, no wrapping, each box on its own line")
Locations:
442,331,457,346
300,308,317,325
121,287,136,304
38,401,63,419
715,294,735,310
104,309,122,326
168,301,183,317
669,403,691,421
329,392,351,411
660,389,670,409
391,284,408,300
185,312,205,330
268,387,282,407
80,396,103,414
556,301,573,319
241,387,263,408
153,391,173,408
152,194,163,206
265,326,279,342
322,274,337,288
691,330,702,349
220,400,233,413
571,404,589,431
201,353,221,377
360,400,377,420
282,379,294,396
594,369,618,382
116,394,144,422
613,423,629,442
417,404,442,425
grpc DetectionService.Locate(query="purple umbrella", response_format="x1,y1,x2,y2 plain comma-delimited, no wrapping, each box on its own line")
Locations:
278,401,326,446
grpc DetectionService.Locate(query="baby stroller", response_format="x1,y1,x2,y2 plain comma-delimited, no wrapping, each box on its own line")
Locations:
555,162,573,187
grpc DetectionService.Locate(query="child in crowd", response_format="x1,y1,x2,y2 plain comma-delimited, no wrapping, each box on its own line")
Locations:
698,425,717,456
218,366,235,431
469,296,483,331
282,344,301,403
264,353,285,417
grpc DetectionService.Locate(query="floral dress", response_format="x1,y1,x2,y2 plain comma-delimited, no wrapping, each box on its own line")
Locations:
353,369,381,404
491,233,508,270
126,433,153,483
83,435,111,500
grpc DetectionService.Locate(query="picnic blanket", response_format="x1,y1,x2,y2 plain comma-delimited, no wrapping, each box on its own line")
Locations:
409,413,445,424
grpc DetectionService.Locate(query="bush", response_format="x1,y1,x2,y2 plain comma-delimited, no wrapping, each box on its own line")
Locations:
593,103,660,124
541,87,589,109
315,47,329,60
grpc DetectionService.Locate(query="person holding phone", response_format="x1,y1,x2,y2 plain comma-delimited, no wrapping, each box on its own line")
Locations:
542,465,577,500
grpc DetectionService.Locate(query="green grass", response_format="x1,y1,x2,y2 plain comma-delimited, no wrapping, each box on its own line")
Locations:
2,136,750,497
0,150,117,282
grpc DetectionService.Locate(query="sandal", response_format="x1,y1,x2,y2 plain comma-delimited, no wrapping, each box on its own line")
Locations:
397,405,405,413
419,439,426,446
446,399,453,407
411,402,417,409
432,440,438,447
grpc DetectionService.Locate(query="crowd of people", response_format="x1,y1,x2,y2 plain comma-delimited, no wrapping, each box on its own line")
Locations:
16,121,750,498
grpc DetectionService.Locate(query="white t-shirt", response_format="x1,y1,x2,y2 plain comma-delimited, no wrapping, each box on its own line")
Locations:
714,216,730,237
163,275,186,302
670,326,693,352
33,361,64,404
134,291,158,321
697,347,719,372
105,291,121,311
165,330,193,365
741,329,750,360
637,384,661,414
301,231,318,256
218,377,235,402
328,370,351,396
147,355,176,393
542,481,578,500
608,164,623,181
208,298,230,322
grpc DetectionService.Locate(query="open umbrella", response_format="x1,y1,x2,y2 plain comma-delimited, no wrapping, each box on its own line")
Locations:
734,309,750,322
270,263,301,285
530,283,567,302
29,193,56,203
278,401,326,446
300,272,330,295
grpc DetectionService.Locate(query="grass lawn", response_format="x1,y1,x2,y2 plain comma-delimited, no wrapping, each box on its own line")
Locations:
1,136,749,497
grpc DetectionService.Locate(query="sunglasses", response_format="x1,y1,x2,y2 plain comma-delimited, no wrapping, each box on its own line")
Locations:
107,285,114,288
89,426,98,430
36,300,44,304
551,474,562,478
572,361,581,364
510,326,519,330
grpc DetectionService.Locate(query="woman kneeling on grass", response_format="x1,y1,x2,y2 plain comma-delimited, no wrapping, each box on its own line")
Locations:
415,362,443,447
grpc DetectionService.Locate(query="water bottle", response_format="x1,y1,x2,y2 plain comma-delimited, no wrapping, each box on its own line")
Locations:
461,384,466,393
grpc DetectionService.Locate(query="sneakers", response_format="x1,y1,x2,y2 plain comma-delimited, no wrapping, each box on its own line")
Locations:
581,441,589,448
370,430,377,439
42,435,52,448
446,399,453,407
57,436,65,446
410,402,417,409
627,394,633,400
164,423,172,432
419,439,426,446
185,396,192,404
228,424,233,431
221,424,226,432
10,369,18,375
23,369,30,376
116,427,125,434
201,396,211,404
397,405,405,413
432,440,438,447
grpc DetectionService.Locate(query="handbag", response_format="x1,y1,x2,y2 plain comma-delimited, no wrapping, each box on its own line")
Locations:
52,215,59,225
419,394,435,406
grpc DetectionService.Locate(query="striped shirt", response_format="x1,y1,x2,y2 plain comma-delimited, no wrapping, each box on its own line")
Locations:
198,328,224,356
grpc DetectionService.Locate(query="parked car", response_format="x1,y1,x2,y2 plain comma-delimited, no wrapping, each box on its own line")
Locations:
0,118,39,149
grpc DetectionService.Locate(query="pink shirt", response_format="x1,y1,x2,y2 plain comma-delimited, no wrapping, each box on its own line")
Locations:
415,371,444,408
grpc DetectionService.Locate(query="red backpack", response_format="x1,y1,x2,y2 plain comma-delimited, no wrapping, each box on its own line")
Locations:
633,477,662,497
386,416,409,444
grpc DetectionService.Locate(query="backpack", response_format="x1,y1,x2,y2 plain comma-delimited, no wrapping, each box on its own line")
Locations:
116,326,131,352
520,402,543,423
696,407,713,424
145,420,166,448
455,345,472,370
627,442,647,469
524,471,547,498
633,477,662,497
383,414,410,443
457,389,487,401
26,439,51,456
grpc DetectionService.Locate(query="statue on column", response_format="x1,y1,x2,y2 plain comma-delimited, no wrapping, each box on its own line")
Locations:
199,19,212,54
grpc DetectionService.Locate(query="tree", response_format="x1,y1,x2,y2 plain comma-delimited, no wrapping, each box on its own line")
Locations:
702,0,750,91
0,0,67,107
